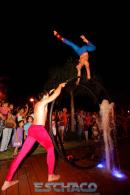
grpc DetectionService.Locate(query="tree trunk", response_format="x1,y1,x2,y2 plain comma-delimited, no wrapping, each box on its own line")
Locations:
70,90,75,132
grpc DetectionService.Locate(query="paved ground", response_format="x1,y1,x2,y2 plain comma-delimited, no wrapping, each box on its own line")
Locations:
0,140,88,160
0,137,130,195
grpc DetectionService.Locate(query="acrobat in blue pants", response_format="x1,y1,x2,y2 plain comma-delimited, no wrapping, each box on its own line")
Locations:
54,31,96,84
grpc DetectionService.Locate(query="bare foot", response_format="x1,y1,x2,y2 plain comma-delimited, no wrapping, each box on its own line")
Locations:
80,35,88,43
53,30,57,36
48,174,60,182
1,180,19,191
80,34,86,40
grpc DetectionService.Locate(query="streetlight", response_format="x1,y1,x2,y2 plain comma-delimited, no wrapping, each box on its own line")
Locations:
29,97,35,107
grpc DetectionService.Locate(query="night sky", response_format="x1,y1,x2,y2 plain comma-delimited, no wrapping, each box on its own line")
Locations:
0,5,129,105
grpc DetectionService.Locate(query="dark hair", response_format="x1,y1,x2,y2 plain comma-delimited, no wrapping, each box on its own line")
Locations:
26,115,34,121
38,90,48,100
17,119,24,127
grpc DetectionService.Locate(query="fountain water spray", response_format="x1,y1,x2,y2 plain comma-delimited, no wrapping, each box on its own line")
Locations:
99,99,115,171
98,99,127,179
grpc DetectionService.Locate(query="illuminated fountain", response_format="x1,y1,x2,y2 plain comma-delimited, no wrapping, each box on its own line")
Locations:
97,99,126,179
99,99,114,171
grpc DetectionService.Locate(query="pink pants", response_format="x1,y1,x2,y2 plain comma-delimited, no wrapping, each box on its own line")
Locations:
5,125,55,181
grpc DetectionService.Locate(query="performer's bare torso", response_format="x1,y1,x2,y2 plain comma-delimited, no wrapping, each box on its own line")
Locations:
79,52,88,63
33,101,48,126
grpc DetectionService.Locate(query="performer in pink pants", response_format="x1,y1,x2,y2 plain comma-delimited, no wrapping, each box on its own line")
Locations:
1,82,66,191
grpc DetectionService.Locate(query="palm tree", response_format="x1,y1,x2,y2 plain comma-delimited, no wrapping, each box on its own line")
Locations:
44,56,77,132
